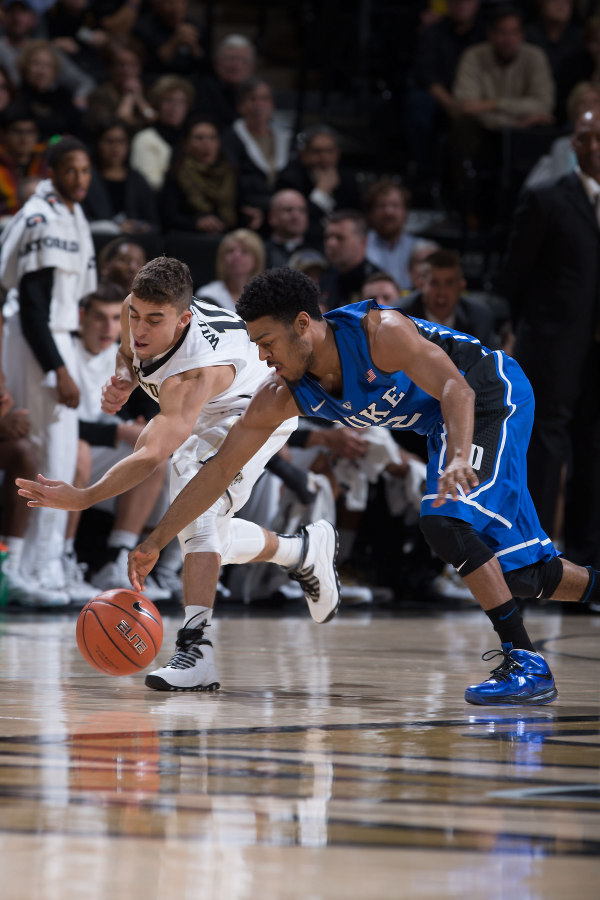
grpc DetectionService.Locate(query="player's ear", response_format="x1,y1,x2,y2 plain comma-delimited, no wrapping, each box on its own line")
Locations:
295,311,310,333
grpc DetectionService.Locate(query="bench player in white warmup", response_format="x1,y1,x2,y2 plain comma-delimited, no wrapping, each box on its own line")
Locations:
17,257,340,691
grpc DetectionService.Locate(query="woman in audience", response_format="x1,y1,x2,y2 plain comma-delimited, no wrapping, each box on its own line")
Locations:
130,74,194,190
18,40,80,139
83,119,159,234
197,228,265,311
159,116,238,234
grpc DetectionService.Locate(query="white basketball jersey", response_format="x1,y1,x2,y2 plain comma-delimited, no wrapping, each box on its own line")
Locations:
132,298,269,420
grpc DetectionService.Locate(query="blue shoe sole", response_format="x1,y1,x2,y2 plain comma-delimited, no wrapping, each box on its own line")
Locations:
464,685,558,706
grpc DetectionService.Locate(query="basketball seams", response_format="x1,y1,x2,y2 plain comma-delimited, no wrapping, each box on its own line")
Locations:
85,600,160,655
76,592,163,676
84,606,147,671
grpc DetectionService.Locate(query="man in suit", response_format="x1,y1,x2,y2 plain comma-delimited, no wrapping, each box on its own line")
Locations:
503,106,600,568
402,248,498,349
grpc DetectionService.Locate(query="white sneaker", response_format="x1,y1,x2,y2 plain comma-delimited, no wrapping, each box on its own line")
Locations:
4,563,69,607
62,553,97,605
431,564,477,603
340,578,373,605
152,565,183,598
287,520,340,623
92,548,171,601
145,614,220,691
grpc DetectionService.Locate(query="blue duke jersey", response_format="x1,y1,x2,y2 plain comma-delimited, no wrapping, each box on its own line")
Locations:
132,298,270,425
287,300,558,574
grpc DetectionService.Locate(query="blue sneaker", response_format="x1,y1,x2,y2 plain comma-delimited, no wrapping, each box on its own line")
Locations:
464,645,558,706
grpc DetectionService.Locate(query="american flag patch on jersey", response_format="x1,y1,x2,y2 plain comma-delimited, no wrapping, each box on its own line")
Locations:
365,368,376,383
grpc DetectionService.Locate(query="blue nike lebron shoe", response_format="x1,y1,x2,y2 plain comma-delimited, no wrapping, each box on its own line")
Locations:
464,645,558,706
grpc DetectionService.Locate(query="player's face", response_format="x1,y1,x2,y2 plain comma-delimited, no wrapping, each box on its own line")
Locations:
128,294,190,360
80,300,123,355
422,267,465,322
572,109,600,181
51,150,91,208
247,315,313,383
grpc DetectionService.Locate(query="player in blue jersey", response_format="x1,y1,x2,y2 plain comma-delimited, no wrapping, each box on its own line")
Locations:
98,268,600,704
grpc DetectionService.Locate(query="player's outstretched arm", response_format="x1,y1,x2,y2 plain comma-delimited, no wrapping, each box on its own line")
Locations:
128,376,297,590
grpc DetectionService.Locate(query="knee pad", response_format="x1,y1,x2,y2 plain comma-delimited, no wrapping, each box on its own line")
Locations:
219,518,266,566
503,556,563,600
419,515,495,576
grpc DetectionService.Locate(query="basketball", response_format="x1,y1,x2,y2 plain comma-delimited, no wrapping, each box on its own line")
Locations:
76,589,163,676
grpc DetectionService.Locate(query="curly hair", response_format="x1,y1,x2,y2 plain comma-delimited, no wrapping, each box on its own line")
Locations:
131,256,193,312
237,267,323,325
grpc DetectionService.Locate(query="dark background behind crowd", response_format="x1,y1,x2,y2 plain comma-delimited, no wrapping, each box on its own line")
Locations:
1,0,600,608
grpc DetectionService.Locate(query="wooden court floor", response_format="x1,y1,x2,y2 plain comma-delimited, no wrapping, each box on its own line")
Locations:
0,604,599,900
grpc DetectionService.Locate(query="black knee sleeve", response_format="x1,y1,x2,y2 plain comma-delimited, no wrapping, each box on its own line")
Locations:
503,556,563,600
419,515,495,577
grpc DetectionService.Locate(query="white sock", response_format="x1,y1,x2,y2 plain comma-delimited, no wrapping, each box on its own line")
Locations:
64,537,75,556
184,605,213,628
269,533,304,568
3,536,24,567
108,530,138,550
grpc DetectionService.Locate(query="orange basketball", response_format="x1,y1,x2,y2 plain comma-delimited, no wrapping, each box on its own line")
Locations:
76,589,163,676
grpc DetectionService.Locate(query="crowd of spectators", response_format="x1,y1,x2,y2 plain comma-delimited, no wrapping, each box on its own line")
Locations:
1,0,599,610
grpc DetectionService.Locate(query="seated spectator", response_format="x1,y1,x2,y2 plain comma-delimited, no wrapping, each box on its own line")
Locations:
98,234,147,292
319,210,379,310
134,0,206,79
404,0,486,180
222,78,292,228
85,38,155,134
364,181,417,291
0,103,47,219
83,119,159,235
451,4,555,214
525,0,585,125
0,64,17,113
159,116,238,235
130,74,194,192
194,33,256,129
70,282,173,602
360,270,402,306
18,39,81,139
525,80,600,186
0,0,95,106
276,125,362,246
265,189,313,268
407,239,440,292
401,248,499,347
45,0,109,83
197,228,265,311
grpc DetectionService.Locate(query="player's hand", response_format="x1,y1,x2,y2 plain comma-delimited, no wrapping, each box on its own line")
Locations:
0,386,14,416
128,540,160,592
101,375,134,415
56,366,80,408
15,474,87,510
433,455,479,507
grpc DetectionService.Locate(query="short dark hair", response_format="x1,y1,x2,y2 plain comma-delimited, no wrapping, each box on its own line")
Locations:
80,279,124,310
98,235,146,267
237,267,323,324
0,101,35,130
425,249,463,273
488,5,523,28
362,270,400,291
131,256,193,312
47,136,90,169
325,208,367,236
363,179,410,215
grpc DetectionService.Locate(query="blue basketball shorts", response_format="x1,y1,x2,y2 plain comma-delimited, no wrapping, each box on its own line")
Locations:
420,351,559,574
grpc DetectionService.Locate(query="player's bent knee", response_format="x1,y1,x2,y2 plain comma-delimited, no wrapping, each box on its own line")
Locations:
419,515,494,577
220,518,266,566
503,556,563,600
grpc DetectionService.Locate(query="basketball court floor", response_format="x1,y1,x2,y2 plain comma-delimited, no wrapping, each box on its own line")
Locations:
1,603,599,899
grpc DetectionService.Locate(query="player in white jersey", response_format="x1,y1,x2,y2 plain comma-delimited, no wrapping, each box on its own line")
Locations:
17,256,341,691
0,137,97,606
